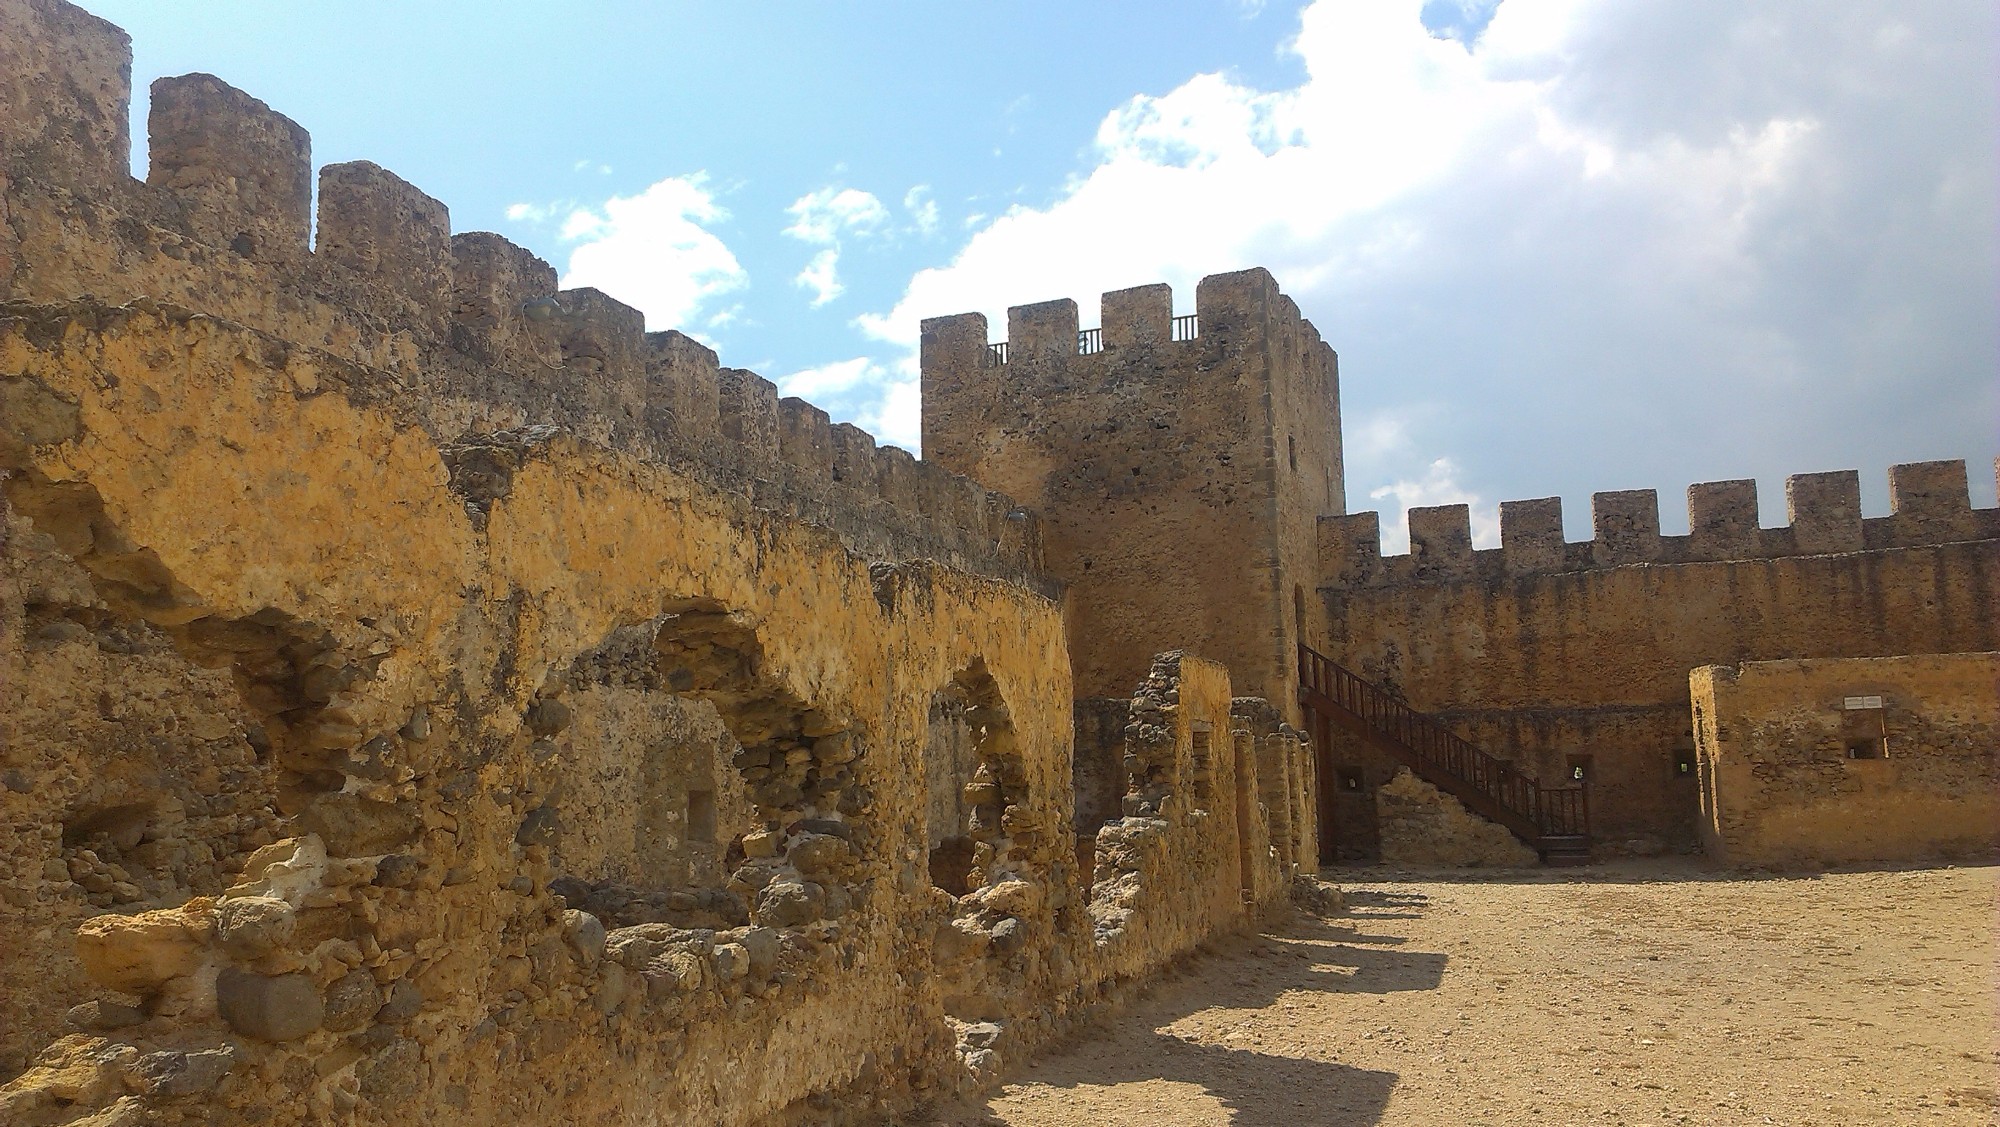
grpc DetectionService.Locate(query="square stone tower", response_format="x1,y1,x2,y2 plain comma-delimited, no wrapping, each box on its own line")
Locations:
921,267,1343,716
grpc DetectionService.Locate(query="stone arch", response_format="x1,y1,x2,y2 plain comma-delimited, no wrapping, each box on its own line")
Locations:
922,659,1025,898
923,659,1042,1035
537,599,872,934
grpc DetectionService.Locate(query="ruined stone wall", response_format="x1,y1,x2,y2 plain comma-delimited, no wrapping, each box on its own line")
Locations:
0,0,1043,590
1691,654,2000,867
0,2,1330,1121
1316,465,2000,854
1084,655,1293,987
919,271,1342,714
0,301,1084,1124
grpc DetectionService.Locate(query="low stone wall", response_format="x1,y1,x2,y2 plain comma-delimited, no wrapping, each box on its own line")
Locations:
1692,654,2000,867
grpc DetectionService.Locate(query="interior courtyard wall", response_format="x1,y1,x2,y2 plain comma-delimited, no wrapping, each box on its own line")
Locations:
1691,654,2000,866
1317,475,2000,854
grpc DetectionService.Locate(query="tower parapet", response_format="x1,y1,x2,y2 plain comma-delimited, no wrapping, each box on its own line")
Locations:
1320,460,1999,590
0,0,1038,583
920,269,1343,712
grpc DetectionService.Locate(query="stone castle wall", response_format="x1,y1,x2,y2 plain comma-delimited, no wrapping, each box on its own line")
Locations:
0,0,1043,590
0,2,1318,1123
919,271,1343,712
1316,465,2000,854
1692,654,2000,867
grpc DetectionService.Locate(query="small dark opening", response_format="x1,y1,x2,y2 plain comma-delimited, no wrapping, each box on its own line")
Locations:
1338,767,1364,792
929,835,976,897
686,789,716,844
1841,703,1887,760
1288,435,1298,472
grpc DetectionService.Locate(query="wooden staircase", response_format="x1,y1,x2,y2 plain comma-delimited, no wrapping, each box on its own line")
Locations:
1299,644,1591,865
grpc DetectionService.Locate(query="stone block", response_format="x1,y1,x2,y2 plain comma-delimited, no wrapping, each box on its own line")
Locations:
1409,504,1473,581
147,73,310,262
1786,470,1863,554
215,968,323,1042
316,160,451,310
1102,283,1172,348
1592,489,1661,566
1687,479,1759,560
0,0,132,192
1500,497,1564,574
1007,298,1078,363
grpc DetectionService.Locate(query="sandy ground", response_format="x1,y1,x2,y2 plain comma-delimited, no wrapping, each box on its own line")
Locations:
926,862,1998,1127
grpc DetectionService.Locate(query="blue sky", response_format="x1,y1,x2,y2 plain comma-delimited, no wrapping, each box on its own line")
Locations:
91,0,1996,548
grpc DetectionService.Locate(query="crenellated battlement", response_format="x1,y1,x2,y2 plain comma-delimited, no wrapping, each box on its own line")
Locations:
917,267,1343,708
919,268,1335,377
1320,460,2000,590
0,0,1040,582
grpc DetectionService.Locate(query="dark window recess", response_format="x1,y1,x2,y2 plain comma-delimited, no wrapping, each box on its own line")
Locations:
686,789,717,844
1337,767,1365,792
1841,700,1888,760
1566,754,1592,784
1673,754,1696,778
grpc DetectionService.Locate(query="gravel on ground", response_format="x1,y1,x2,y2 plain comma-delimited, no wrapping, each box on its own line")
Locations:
925,862,1997,1127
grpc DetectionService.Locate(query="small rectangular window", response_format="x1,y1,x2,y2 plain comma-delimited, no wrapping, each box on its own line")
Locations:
1566,754,1593,783
1840,700,1888,761
1337,767,1365,792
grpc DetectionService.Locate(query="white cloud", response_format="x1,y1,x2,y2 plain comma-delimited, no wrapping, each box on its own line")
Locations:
1369,458,1497,553
857,0,1996,521
785,187,890,245
904,185,941,235
783,186,893,309
778,356,875,400
796,248,844,307
773,356,921,449
553,174,746,332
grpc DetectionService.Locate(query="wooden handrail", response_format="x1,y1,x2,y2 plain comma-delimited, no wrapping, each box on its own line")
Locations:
1298,643,1589,846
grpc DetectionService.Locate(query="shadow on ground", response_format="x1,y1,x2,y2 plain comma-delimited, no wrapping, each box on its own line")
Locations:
922,892,1438,1125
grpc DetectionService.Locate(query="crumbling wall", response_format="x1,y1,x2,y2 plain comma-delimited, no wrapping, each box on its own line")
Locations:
0,2,1333,1121
0,302,1077,1125
919,272,1341,713
0,0,1043,591
1375,770,1537,869
1085,654,1291,986
1692,654,2000,867
1317,466,2000,854
1233,698,1318,877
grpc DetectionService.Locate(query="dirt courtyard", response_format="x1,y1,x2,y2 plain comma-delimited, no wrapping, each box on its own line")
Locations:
926,863,1997,1127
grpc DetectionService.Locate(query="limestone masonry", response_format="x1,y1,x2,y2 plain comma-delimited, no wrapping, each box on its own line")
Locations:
0,1,1993,1124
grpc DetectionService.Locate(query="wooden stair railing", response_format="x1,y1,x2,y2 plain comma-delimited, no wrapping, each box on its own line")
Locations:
1299,644,1590,863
